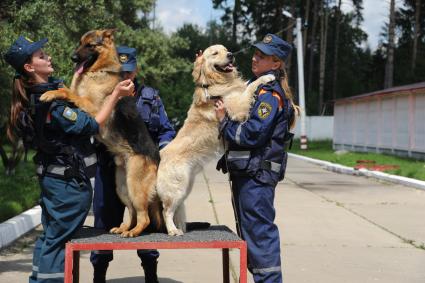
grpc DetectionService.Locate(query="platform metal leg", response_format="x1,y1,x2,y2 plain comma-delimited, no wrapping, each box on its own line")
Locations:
72,251,80,283
64,244,73,283
239,243,247,283
222,248,230,283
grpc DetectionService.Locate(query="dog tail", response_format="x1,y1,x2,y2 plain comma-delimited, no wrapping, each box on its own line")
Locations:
147,195,166,233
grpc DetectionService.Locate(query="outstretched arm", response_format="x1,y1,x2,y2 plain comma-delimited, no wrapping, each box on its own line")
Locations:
95,79,134,127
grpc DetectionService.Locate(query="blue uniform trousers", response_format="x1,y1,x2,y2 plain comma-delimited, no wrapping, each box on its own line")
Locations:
231,176,282,283
30,176,92,283
90,147,158,268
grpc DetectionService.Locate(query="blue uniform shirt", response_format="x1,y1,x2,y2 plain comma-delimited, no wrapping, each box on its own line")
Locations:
220,86,281,148
134,82,176,149
218,75,293,186
26,78,99,184
49,103,99,136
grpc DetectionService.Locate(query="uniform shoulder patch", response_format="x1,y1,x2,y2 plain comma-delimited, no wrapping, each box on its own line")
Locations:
257,102,272,119
62,107,77,122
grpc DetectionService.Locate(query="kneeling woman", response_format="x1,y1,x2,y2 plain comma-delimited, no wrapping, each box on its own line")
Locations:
4,36,134,283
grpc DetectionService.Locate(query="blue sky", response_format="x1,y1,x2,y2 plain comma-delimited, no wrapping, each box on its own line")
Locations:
156,0,224,33
156,0,400,51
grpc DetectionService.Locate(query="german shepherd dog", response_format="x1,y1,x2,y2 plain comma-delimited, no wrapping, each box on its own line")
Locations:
40,29,162,237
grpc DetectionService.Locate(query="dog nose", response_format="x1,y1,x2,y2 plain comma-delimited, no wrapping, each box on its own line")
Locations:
71,53,79,62
227,52,234,59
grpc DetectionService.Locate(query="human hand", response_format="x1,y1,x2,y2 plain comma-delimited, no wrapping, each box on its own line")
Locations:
214,99,226,122
195,50,203,61
112,79,134,98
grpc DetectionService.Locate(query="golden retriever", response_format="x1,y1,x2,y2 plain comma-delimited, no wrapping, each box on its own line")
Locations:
156,44,274,235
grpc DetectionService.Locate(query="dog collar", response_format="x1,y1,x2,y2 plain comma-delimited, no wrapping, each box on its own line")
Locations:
196,83,209,89
196,84,221,101
196,83,211,100
203,86,210,100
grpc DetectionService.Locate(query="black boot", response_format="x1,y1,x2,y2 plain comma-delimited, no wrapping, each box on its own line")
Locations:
93,264,108,283
142,260,159,283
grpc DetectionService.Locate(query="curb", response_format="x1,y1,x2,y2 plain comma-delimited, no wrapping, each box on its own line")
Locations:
289,153,425,191
0,205,41,249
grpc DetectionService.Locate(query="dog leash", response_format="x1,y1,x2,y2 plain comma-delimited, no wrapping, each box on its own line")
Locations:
221,137,243,238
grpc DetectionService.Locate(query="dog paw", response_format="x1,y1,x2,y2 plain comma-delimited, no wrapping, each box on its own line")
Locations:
168,228,184,236
110,227,124,234
120,231,135,238
230,113,249,122
261,74,275,83
40,89,67,102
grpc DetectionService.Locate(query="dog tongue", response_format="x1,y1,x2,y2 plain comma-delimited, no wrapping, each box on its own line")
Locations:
225,63,234,71
75,61,87,75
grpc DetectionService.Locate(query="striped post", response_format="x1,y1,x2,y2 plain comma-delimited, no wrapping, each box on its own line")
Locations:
300,135,308,150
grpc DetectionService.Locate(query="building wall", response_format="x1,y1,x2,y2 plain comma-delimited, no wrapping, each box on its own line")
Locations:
293,116,334,141
333,91,425,160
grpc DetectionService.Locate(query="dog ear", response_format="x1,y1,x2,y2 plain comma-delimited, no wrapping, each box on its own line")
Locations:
102,28,117,38
192,88,206,106
192,55,204,83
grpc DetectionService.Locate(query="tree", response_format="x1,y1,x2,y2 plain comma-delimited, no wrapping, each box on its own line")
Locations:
384,0,396,88
302,0,310,59
331,0,342,101
318,0,329,114
0,0,195,173
284,0,296,78
331,0,363,100
411,0,421,71
307,0,320,95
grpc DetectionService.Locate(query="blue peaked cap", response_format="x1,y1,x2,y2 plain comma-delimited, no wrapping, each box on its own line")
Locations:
116,46,137,72
4,36,48,74
252,34,292,61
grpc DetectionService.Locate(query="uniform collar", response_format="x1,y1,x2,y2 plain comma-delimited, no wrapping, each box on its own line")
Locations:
248,70,279,84
26,77,63,94
249,70,284,96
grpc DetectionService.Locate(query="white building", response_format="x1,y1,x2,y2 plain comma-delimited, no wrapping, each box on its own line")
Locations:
292,116,333,140
333,82,425,160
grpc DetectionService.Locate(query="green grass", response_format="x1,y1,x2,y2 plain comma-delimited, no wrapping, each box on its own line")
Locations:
0,150,40,223
290,139,425,181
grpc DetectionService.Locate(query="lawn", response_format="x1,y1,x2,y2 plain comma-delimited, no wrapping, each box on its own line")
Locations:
0,151,39,223
290,139,425,181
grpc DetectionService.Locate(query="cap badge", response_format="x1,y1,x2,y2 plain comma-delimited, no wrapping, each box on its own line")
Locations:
119,54,128,63
263,35,273,44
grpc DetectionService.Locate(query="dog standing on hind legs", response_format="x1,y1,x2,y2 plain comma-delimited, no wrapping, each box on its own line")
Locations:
40,29,163,237
156,44,275,236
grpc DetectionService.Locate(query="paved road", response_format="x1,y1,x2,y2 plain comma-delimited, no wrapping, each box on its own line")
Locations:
1,156,424,282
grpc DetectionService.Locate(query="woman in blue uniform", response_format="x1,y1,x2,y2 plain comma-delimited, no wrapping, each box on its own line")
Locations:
90,46,176,283
214,34,298,283
4,36,134,283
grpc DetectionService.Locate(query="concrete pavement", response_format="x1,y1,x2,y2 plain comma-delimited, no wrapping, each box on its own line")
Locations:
1,156,425,282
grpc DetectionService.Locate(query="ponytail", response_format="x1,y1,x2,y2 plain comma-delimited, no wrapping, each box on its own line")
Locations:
7,68,34,143
276,60,300,130
7,76,32,142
